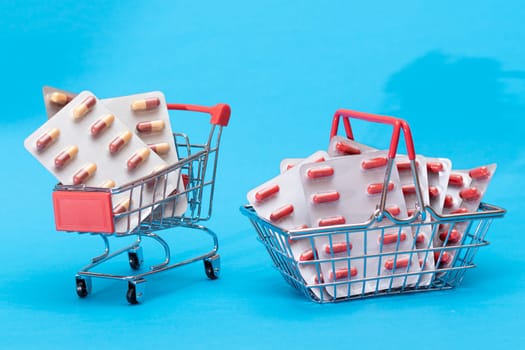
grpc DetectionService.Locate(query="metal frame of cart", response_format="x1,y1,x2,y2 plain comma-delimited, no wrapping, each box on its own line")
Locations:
241,108,505,303
52,103,230,304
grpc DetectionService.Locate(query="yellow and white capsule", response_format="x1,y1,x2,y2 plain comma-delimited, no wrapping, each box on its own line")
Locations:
36,128,60,151
113,198,131,215
131,97,160,111
127,148,150,170
72,163,97,185
48,92,73,106
72,95,96,120
148,142,170,155
54,145,79,168
136,120,165,133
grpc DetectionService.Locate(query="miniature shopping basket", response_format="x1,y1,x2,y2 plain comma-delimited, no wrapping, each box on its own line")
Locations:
240,109,505,303
52,102,230,304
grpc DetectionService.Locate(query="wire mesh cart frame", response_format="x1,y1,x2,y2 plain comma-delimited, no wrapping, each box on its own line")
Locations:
52,102,230,304
241,109,505,303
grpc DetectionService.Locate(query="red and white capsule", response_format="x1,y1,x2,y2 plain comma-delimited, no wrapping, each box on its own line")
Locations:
146,164,168,189
367,182,394,195
269,204,294,222
427,162,444,173
306,166,334,179
109,131,133,154
72,95,96,120
48,92,73,105
127,147,151,170
72,163,97,185
384,257,409,270
148,142,171,155
469,166,491,180
90,114,115,136
379,232,407,245
131,97,161,111
255,184,279,202
459,187,481,201
362,157,388,170
329,267,358,281
136,120,165,133
324,242,352,255
335,141,361,155
318,216,346,227
312,191,340,204
54,145,79,169
113,198,131,215
449,174,464,187
36,128,60,151
99,179,116,188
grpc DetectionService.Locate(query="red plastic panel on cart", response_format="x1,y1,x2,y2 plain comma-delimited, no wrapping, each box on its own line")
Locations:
53,191,114,233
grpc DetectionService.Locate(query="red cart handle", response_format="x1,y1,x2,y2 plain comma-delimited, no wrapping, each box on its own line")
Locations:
167,103,231,127
330,109,416,160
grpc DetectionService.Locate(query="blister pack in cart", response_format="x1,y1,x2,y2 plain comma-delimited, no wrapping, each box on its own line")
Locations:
241,108,505,303
25,90,230,304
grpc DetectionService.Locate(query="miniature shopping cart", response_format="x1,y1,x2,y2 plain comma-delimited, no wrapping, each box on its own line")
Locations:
241,109,505,303
52,103,230,304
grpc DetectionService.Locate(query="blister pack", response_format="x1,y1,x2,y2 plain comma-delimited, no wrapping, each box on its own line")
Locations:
24,91,174,233
327,135,377,157
395,155,435,286
43,86,77,118
298,151,421,297
247,150,331,299
103,92,187,217
435,164,497,269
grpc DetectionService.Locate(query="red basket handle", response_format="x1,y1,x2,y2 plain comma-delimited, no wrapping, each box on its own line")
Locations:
330,109,416,160
167,103,231,127
330,109,425,221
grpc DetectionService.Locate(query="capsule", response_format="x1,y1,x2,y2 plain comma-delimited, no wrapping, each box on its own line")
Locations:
109,131,133,154
299,249,316,261
136,120,165,133
367,182,394,195
127,147,151,170
131,97,161,111
36,128,60,151
450,207,469,214
396,160,419,171
313,274,324,284
269,204,294,222
384,257,409,270
443,195,454,208
429,186,440,198
335,141,361,155
324,242,352,255
312,191,340,204
434,251,452,266
99,179,116,188
306,166,334,179
285,163,295,171
402,184,416,195
407,208,416,216
146,165,167,189
362,157,388,170
90,114,115,136
449,174,464,187
379,232,407,245
72,163,97,185
469,166,491,180
329,267,358,281
427,162,444,173
318,216,346,227
459,187,481,201
255,184,280,202
148,142,171,155
48,92,73,105
72,95,96,120
439,229,461,244
386,206,401,217
416,233,426,244
54,145,79,168
113,198,131,215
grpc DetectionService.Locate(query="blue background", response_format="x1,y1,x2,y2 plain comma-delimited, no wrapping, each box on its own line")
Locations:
1,0,523,348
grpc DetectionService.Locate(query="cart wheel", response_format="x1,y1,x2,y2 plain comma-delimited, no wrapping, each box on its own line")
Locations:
128,252,141,270
126,283,138,305
204,254,220,280
76,278,89,298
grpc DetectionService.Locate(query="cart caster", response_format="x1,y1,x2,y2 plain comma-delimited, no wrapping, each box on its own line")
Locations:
126,279,145,305
75,276,92,298
128,247,144,271
204,254,220,280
